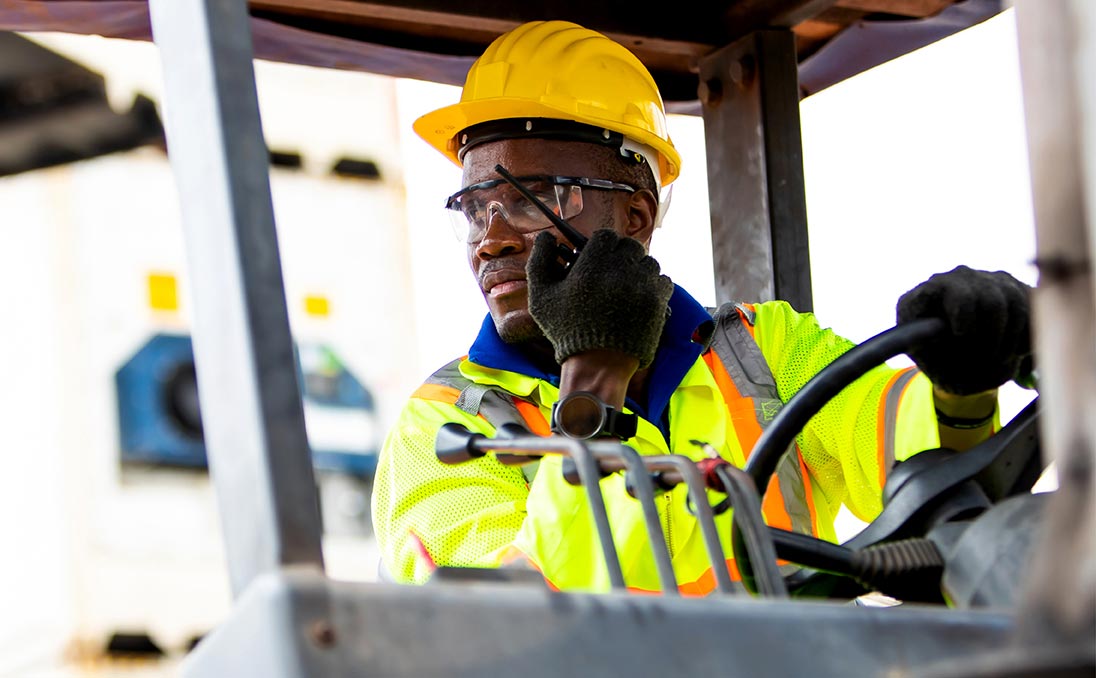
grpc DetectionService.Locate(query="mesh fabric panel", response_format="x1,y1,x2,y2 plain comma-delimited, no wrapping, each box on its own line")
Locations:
371,398,528,584
752,302,903,531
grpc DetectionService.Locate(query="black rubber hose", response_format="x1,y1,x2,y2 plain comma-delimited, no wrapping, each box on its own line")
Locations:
744,318,946,493
716,465,787,598
769,527,857,575
850,538,945,603
770,529,945,602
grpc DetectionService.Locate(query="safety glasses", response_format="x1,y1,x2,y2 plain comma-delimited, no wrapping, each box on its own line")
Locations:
444,174,636,243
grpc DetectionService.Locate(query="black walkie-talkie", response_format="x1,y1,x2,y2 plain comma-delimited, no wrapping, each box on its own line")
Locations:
494,164,587,270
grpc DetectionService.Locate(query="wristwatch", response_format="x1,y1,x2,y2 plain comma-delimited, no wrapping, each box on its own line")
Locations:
550,391,638,440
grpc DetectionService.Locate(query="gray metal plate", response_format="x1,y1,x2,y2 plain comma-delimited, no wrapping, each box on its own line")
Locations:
184,570,1015,678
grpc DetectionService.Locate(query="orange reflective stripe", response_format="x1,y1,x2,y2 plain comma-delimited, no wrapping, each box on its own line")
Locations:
678,558,743,596
761,476,793,531
704,351,766,451
411,382,495,424
703,349,795,531
513,398,551,436
703,350,744,399
408,529,438,572
412,383,462,403
676,572,714,597
680,556,803,596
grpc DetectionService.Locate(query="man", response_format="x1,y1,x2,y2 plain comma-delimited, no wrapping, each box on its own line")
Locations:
371,20,1031,593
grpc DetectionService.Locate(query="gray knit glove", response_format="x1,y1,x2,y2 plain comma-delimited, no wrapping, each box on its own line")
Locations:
526,229,674,368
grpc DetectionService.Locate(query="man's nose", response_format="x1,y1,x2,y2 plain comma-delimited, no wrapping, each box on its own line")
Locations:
473,206,525,258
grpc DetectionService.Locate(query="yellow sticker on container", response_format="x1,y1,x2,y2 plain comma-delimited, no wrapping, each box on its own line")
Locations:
148,273,179,312
304,294,330,317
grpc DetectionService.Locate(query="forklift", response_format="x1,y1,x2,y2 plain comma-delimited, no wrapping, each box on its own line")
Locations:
2,1,1092,675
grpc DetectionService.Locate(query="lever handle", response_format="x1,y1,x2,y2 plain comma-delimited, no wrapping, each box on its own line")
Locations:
561,456,614,486
626,469,677,498
435,423,486,465
492,423,545,466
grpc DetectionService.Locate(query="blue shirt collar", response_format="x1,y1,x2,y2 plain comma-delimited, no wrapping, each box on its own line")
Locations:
467,284,712,428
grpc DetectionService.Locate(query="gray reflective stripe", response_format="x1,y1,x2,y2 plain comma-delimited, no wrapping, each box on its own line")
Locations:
709,302,813,535
882,367,921,478
425,359,541,484
473,387,523,429
425,359,469,392
734,302,756,326
774,453,815,535
710,302,778,400
426,360,521,421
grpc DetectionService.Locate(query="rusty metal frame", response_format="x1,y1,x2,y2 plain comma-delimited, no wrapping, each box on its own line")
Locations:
699,30,813,311
148,0,325,598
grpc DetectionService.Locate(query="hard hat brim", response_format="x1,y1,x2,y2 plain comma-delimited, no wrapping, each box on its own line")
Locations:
413,97,681,186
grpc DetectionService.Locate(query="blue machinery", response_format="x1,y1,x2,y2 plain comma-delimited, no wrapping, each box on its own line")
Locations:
116,334,379,475
120,0,1096,675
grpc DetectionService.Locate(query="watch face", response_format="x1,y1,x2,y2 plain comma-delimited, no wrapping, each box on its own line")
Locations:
555,392,607,439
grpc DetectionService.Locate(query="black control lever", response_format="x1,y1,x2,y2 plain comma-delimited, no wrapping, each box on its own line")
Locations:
492,423,544,466
435,422,487,465
495,164,587,269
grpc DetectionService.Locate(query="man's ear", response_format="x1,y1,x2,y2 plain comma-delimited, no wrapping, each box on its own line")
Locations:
622,188,658,246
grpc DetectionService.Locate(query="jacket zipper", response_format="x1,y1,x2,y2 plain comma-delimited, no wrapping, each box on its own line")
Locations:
664,492,674,559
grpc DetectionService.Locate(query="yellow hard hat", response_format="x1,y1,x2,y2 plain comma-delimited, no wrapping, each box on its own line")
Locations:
414,20,681,186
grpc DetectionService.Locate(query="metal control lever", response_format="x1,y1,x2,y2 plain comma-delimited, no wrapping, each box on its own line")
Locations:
584,441,678,595
478,424,674,588
492,423,544,466
435,422,487,464
636,442,784,597
713,463,788,598
435,423,626,589
436,422,794,597
638,455,738,594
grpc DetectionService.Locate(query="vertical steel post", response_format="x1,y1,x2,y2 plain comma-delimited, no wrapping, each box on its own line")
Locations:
699,30,813,312
1013,0,1096,659
149,0,325,598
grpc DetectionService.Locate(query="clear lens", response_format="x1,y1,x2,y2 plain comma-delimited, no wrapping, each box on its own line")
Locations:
448,181,584,243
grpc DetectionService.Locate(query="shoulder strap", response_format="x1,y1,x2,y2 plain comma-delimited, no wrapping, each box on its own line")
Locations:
422,359,541,483
705,303,816,536
709,302,779,401
425,359,520,425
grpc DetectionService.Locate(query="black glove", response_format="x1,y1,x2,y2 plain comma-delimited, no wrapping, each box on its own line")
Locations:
526,229,674,368
896,265,1032,395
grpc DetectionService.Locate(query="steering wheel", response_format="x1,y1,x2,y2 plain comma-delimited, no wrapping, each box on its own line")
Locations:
731,318,1044,604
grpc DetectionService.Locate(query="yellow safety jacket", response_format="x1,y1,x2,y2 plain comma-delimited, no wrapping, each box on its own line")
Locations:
372,296,940,593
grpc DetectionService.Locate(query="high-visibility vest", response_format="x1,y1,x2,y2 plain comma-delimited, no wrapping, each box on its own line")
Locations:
421,302,833,537
378,300,937,592
413,302,907,592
